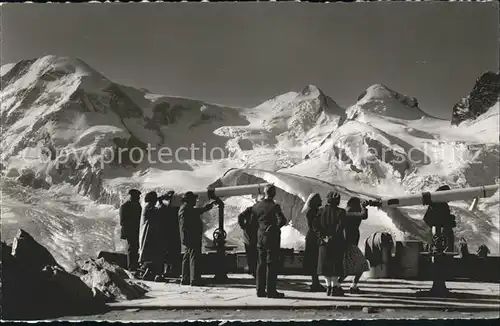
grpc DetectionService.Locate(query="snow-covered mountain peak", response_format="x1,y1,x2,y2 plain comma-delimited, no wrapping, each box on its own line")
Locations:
241,85,346,150
298,84,323,98
0,55,248,200
1,55,109,90
360,84,396,101
352,83,428,121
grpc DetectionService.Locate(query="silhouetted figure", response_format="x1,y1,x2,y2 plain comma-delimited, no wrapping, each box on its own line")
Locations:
120,189,142,273
423,185,456,252
313,191,346,296
458,237,470,259
139,191,166,281
421,186,457,296
238,206,258,277
178,191,215,286
340,197,370,293
251,185,287,298
477,244,490,258
302,193,325,292
158,191,181,277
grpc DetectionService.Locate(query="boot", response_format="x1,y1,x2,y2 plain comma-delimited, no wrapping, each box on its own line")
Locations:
331,286,345,296
310,282,326,292
267,291,285,299
349,286,361,294
256,291,267,298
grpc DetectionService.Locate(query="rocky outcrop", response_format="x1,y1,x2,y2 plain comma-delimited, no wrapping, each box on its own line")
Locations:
75,257,149,303
2,229,149,320
10,229,62,271
97,251,128,269
1,230,105,320
452,71,500,125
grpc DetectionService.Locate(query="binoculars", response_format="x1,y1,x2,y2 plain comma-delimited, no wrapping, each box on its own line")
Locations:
158,191,175,201
362,199,382,207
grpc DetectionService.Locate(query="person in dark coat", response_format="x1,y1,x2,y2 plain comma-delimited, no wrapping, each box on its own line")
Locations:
178,191,216,286
339,197,370,293
313,191,346,296
423,185,456,252
139,191,166,280
251,184,288,298
302,193,326,292
238,206,258,277
119,189,142,273
157,191,181,277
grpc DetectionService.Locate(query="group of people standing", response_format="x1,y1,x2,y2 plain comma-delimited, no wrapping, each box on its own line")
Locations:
302,191,371,296
119,183,459,299
119,188,218,285
238,189,373,298
120,184,290,298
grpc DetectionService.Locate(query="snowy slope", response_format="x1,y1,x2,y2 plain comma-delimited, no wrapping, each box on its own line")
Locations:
1,55,249,200
1,55,498,268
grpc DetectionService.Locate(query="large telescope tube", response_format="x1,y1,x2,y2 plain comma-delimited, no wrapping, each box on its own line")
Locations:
172,183,272,203
379,184,499,208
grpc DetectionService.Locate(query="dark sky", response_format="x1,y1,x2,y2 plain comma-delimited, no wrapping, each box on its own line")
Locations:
2,2,498,119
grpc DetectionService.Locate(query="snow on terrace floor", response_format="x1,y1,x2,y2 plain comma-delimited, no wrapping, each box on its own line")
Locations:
107,275,500,311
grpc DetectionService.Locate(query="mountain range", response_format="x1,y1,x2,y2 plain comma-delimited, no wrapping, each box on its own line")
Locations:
1,55,498,269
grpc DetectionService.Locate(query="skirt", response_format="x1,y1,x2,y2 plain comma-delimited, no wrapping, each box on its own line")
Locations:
343,245,370,276
303,231,319,274
317,241,344,277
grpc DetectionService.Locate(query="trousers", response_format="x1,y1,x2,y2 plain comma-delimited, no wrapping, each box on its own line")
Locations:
182,246,201,282
256,233,280,295
245,243,257,275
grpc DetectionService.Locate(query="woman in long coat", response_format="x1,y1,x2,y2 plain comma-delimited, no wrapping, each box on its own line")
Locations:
302,193,326,292
313,191,347,296
340,197,370,293
139,191,164,280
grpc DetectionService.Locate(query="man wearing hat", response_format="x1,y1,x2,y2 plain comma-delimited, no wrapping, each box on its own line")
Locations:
250,184,288,298
178,191,217,286
120,189,142,272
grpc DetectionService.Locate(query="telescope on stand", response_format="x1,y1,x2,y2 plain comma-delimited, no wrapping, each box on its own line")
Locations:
171,183,272,283
168,182,498,284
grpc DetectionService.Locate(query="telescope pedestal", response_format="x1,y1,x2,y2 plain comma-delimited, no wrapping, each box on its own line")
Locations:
417,234,454,298
205,242,237,283
425,253,452,297
205,194,237,284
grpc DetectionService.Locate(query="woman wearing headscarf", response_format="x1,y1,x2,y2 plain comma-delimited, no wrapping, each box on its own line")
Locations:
313,191,347,296
302,193,326,292
139,191,165,281
340,196,370,293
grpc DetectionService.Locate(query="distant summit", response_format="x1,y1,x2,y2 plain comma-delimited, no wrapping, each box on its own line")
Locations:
352,84,427,120
251,84,346,140
452,71,500,125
